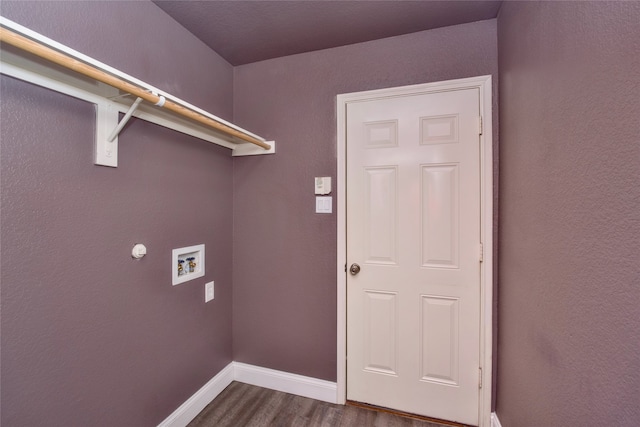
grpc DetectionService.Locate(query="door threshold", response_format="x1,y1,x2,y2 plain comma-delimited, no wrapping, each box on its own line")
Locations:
346,400,470,427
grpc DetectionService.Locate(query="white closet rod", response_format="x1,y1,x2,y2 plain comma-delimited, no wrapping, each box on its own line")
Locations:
0,25,271,150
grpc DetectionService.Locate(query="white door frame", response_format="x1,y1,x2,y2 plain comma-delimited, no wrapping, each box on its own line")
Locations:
336,75,493,427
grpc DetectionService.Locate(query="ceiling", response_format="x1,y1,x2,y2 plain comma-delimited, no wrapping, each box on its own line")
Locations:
152,1,502,66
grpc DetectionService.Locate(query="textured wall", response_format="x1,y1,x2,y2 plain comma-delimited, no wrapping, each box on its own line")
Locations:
1,2,234,426
232,20,498,382
497,2,640,425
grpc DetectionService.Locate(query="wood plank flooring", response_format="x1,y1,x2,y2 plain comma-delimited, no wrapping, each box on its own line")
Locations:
188,382,461,427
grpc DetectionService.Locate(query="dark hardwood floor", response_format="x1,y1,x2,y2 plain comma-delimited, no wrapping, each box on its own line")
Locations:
188,382,461,427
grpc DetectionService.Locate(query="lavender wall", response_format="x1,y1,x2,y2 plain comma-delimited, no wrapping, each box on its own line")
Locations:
1,2,234,425
232,20,498,382
497,2,640,425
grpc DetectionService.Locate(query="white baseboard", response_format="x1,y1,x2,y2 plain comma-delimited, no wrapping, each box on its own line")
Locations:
233,362,338,404
491,412,503,427
158,362,338,427
158,363,234,427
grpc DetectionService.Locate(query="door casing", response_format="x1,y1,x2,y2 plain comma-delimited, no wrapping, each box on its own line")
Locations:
336,75,493,427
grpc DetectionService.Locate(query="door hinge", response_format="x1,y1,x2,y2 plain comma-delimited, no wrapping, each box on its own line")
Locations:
479,367,483,389
344,263,347,273
478,116,483,135
479,243,484,263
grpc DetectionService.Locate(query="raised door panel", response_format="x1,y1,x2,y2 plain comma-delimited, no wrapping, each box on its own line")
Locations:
363,290,398,375
364,166,398,265
421,164,459,269
421,295,460,385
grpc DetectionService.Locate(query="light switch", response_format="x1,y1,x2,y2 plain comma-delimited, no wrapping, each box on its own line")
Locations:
315,177,331,195
316,196,332,213
205,281,214,302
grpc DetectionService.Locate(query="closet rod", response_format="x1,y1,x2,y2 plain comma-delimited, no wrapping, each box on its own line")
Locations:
0,26,271,150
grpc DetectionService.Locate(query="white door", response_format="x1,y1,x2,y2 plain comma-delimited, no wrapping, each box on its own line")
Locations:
346,87,481,425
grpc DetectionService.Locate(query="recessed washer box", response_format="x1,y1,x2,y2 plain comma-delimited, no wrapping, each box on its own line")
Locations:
172,244,205,286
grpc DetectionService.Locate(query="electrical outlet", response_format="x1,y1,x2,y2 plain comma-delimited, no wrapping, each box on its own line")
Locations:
205,281,214,302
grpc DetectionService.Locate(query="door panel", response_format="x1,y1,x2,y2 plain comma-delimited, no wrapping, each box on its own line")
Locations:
364,166,398,264
346,88,481,426
421,163,459,268
363,290,398,375
421,295,460,385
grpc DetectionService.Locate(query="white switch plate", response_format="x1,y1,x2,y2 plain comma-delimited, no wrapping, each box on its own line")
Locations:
205,281,214,302
316,196,332,213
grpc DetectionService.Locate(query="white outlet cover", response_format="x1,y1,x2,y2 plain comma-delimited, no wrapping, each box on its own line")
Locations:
205,281,214,302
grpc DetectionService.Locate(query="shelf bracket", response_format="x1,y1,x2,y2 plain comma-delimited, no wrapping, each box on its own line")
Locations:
94,96,143,168
107,96,143,142
95,102,119,168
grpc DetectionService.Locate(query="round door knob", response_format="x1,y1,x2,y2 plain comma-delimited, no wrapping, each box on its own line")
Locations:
349,263,361,275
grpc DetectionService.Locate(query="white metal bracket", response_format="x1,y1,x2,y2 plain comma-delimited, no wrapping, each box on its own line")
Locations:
94,97,144,167
108,96,143,142
95,102,119,167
